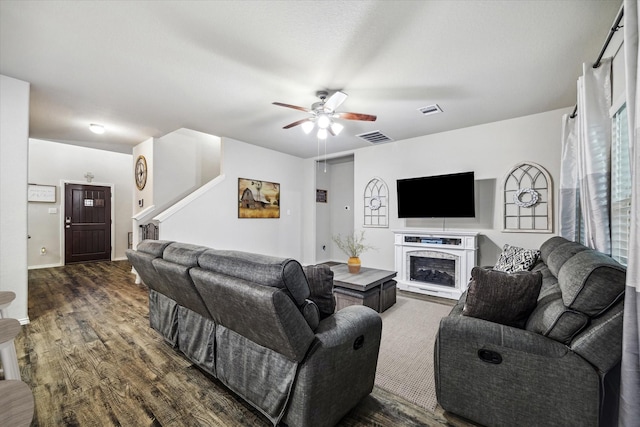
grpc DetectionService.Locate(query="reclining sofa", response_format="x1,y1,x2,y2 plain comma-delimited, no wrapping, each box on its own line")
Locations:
126,240,382,427
435,236,626,426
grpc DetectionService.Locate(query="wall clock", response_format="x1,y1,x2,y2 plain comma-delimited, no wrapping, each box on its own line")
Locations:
135,155,147,190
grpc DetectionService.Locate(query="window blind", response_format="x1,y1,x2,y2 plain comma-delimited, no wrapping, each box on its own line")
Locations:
611,104,631,265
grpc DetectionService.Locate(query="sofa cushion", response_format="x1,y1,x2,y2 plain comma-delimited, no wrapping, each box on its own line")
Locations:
525,295,589,344
546,241,589,277
493,244,540,273
197,249,310,306
463,267,542,328
558,250,626,316
163,242,208,266
299,299,320,331
189,268,315,362
539,236,570,264
136,239,173,257
303,264,336,319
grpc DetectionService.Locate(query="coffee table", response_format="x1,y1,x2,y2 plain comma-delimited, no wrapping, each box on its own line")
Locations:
330,264,397,313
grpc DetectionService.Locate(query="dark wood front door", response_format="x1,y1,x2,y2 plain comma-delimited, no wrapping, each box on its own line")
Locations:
64,183,111,264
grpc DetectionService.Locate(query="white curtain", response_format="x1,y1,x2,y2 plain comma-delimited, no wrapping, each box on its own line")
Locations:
559,112,580,241
620,1,640,425
559,58,612,254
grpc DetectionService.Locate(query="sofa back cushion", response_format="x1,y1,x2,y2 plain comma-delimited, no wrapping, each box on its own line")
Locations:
558,250,626,316
150,243,212,319
539,236,570,264
189,268,315,362
546,241,589,277
526,237,626,345
526,295,590,344
125,240,173,295
197,249,310,306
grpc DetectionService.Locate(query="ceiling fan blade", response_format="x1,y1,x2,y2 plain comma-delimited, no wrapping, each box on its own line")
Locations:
336,112,377,121
273,102,311,113
323,91,348,111
283,118,311,129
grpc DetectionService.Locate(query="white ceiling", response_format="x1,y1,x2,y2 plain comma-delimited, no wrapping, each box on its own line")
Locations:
0,0,622,158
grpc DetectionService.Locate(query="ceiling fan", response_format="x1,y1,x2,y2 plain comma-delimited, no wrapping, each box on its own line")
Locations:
273,90,376,139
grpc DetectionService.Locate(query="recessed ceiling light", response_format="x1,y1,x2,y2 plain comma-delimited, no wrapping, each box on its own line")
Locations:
89,123,105,134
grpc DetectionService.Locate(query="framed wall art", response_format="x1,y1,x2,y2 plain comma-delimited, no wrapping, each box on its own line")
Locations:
502,162,553,233
363,177,389,228
238,178,280,218
28,184,56,203
316,189,327,203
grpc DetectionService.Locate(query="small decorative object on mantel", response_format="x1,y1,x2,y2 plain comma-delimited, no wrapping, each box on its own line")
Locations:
502,162,553,233
332,230,376,274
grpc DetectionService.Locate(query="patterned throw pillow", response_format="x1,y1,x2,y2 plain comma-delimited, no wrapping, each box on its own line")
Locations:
493,244,541,273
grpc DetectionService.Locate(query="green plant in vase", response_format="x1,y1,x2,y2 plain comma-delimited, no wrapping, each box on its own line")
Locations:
332,231,376,274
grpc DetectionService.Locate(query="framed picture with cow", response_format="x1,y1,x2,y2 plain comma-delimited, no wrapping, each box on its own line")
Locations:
238,178,280,218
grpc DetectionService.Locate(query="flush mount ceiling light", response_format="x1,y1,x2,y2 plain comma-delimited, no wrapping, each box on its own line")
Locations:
273,90,376,140
89,123,105,134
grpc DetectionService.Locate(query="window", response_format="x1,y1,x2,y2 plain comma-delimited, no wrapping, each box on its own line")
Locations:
611,104,631,265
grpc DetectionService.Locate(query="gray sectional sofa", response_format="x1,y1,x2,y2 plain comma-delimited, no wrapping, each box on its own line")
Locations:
435,236,626,427
126,240,382,427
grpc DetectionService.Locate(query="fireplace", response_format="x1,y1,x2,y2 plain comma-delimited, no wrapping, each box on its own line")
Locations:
394,230,478,300
410,255,456,287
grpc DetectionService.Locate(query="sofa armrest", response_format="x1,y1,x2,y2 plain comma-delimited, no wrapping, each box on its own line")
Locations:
435,314,602,427
283,305,382,427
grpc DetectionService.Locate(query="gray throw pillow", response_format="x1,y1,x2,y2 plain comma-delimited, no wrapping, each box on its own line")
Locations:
494,244,541,273
463,266,542,328
303,264,335,319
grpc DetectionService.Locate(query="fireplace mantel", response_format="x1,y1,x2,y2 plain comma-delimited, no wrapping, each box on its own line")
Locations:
393,229,479,300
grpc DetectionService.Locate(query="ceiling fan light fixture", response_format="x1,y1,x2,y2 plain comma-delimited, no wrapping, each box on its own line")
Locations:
301,121,314,134
89,123,105,134
317,128,328,140
317,114,331,129
330,121,344,135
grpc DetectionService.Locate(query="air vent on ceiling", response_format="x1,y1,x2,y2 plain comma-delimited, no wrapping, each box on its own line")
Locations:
357,131,393,144
418,104,443,116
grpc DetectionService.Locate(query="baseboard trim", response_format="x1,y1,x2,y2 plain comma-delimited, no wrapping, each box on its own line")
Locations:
28,263,63,270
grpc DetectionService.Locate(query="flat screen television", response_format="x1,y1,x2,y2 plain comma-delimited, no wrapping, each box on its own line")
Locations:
396,171,475,218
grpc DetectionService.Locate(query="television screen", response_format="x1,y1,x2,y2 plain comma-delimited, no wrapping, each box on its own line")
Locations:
396,172,475,218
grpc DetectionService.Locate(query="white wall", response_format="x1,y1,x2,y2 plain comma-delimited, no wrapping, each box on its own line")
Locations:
328,161,355,261
155,128,221,209
28,139,133,267
0,75,30,322
351,107,569,269
159,137,306,259
314,159,355,263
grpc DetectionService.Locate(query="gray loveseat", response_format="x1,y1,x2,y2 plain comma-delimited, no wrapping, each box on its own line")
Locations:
126,240,382,427
435,236,626,427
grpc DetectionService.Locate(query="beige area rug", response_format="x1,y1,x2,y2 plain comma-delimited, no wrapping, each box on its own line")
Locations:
375,295,454,412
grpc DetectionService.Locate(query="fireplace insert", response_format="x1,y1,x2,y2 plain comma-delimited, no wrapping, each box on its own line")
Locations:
410,256,455,287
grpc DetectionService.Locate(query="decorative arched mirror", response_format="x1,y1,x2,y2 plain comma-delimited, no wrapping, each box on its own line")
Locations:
503,162,553,233
363,177,389,228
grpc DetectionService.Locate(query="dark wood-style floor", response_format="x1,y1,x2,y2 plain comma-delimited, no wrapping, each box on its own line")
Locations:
15,261,472,427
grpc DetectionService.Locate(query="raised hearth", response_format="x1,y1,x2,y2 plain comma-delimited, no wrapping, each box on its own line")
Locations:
393,229,479,300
